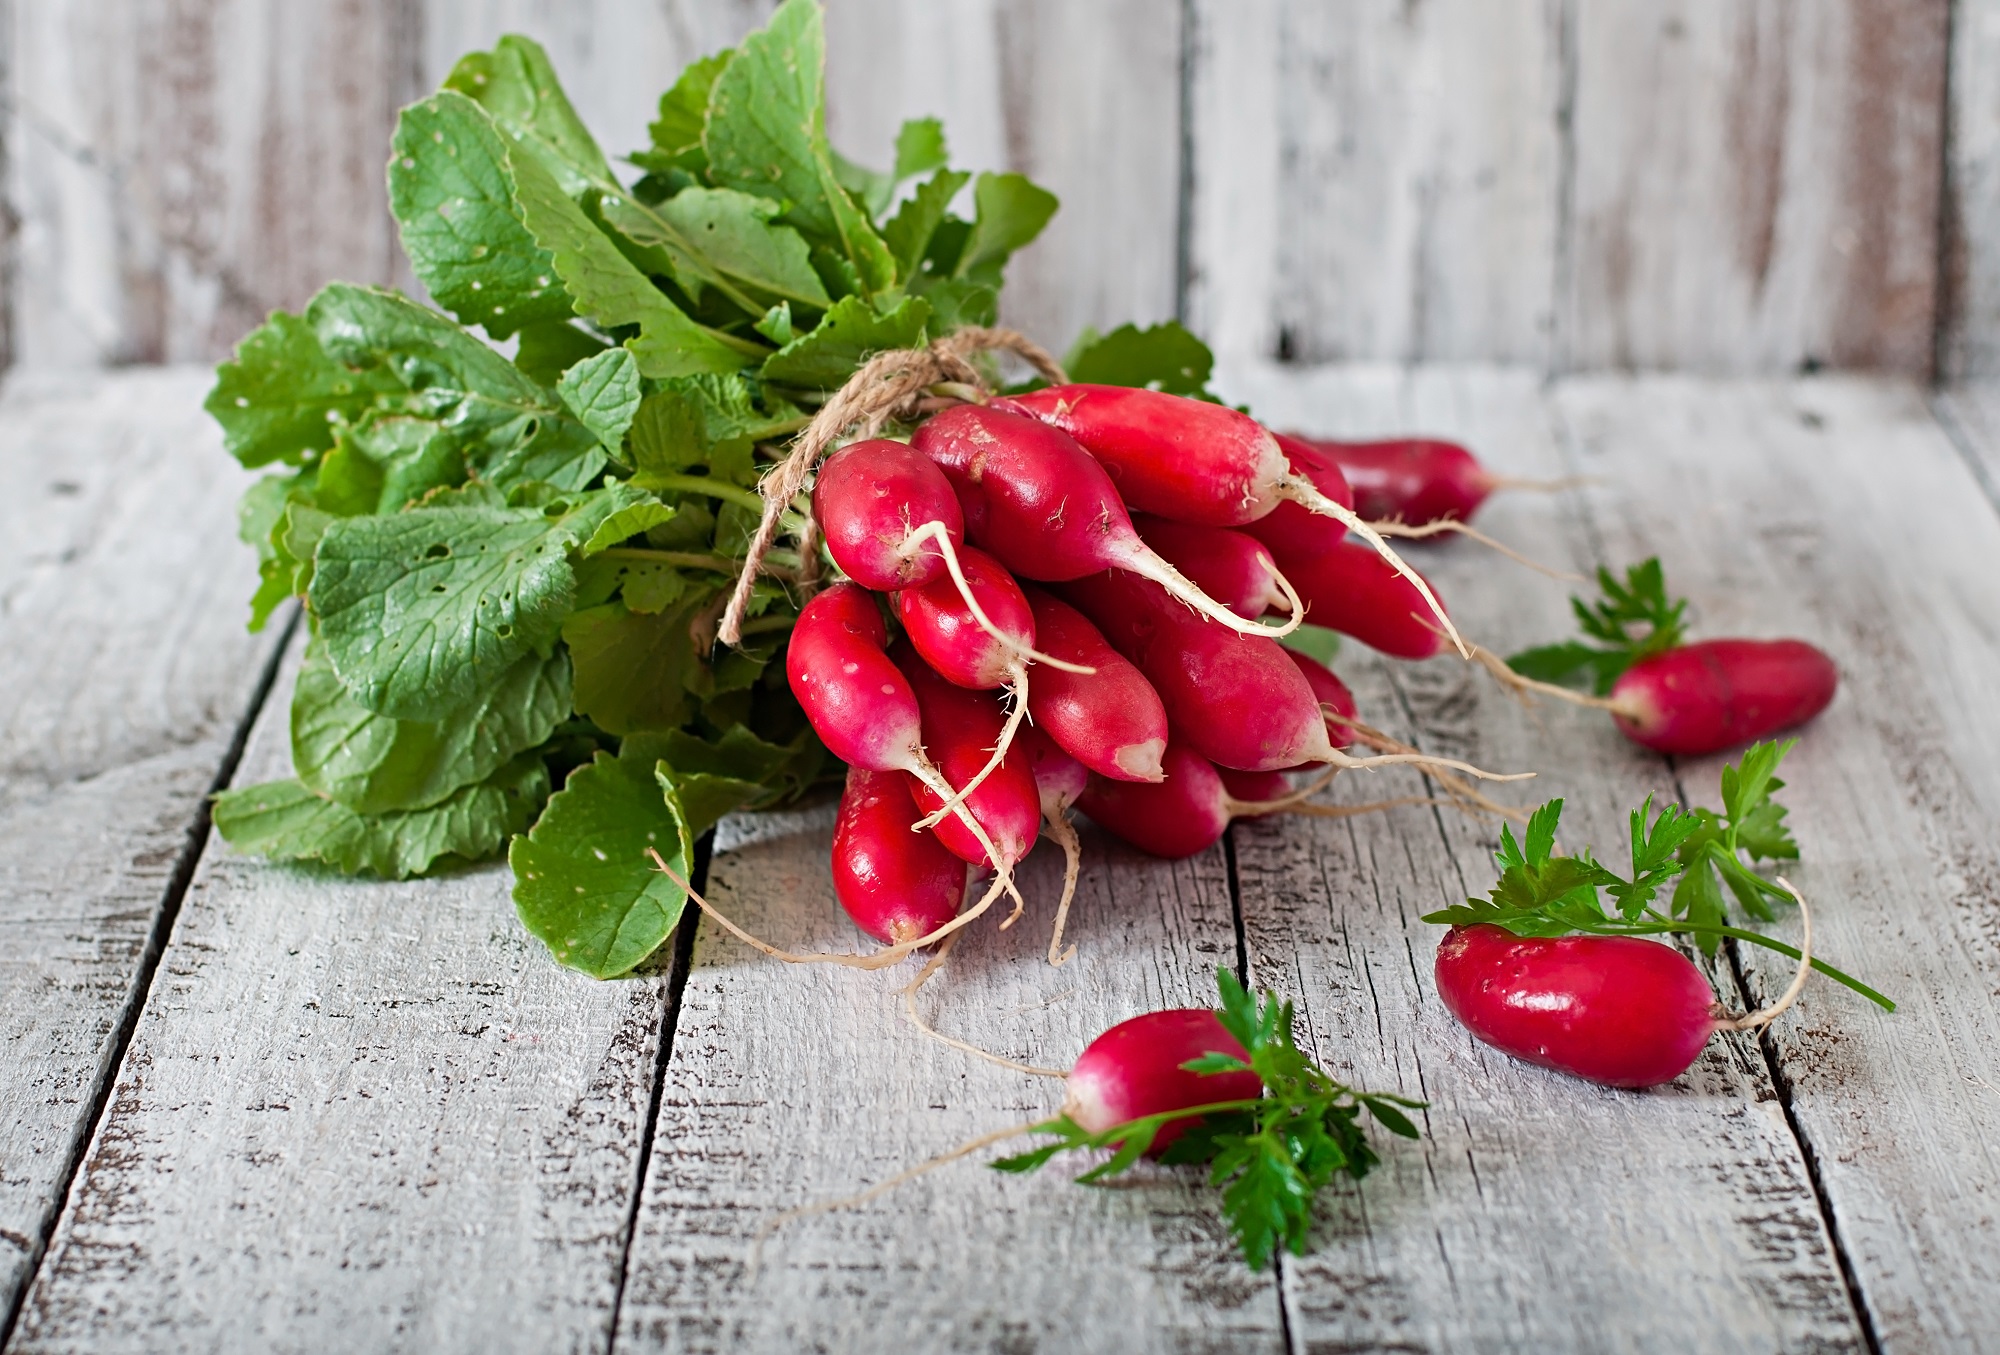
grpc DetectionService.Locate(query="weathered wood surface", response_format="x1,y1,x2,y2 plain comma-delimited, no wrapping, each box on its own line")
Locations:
0,368,274,1324
1944,0,2000,380
613,808,1277,1354
1216,364,1868,1349
10,632,676,1355
1554,373,2000,1352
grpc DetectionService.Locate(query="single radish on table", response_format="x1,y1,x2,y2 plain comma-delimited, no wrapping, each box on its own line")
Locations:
1000,383,1464,654
1020,586,1170,783
1422,782,1892,1088
1504,557,1839,757
909,402,1300,637
831,768,966,945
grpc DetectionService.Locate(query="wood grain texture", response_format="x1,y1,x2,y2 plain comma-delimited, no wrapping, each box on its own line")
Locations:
1554,373,2000,1352
1565,0,1949,375
614,808,1281,1353
1939,0,2000,378
1931,380,2000,502
828,0,1185,353
11,633,674,1355
1213,363,1868,1350
1186,0,1566,368
0,368,274,1322
7,0,424,367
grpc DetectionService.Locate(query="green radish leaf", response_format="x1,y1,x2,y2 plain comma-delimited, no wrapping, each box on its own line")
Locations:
581,498,678,555
213,754,549,880
558,348,643,455
560,595,711,735
291,639,571,815
1277,624,1342,667
894,117,948,182
760,294,930,389
206,311,404,469
514,320,609,387
956,171,1058,281
1065,321,1215,397
389,92,574,338
311,486,641,721
704,0,895,296
884,169,970,282
445,35,615,195
637,49,732,176
600,186,830,311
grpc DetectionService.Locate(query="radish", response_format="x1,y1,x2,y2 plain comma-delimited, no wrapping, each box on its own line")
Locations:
1020,586,1169,783
1060,1008,1262,1152
1061,569,1332,771
1280,648,1359,752
832,768,967,945
1001,383,1464,655
1502,559,1841,758
1242,434,1356,562
889,640,1042,880
1018,726,1089,964
909,402,1299,638
1610,640,1838,757
1131,515,1298,622
1266,536,1448,661
1315,437,1492,525
1215,765,1292,811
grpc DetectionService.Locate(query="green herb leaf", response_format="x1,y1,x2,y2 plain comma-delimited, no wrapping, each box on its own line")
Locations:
558,348,643,455
206,311,404,469
445,35,615,194
1064,321,1216,397
560,595,712,735
639,49,732,176
290,639,571,815
1506,558,1688,694
884,169,970,283
514,320,609,386
599,185,830,311
213,753,549,880
760,294,931,389
956,171,1058,282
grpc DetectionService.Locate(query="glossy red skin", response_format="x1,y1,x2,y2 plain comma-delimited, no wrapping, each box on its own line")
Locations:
813,438,965,590
1060,570,1332,771
1281,649,1359,753
1021,587,1170,782
1066,1008,1263,1153
1245,434,1358,561
1019,725,1089,815
889,643,1041,869
1314,438,1490,525
831,768,967,945
1078,743,1232,859
786,585,925,772
1215,766,1291,812
1271,537,1448,660
910,403,1155,581
1611,639,1838,757
1002,385,1290,527
1434,925,1719,1088
891,543,1036,689
1132,515,1289,621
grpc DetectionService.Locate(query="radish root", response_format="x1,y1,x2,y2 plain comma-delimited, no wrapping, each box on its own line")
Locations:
1712,877,1815,1033
1112,543,1307,640
1365,517,1586,583
1277,475,1469,659
899,522,1095,676
1043,811,1083,966
911,662,1031,832
1332,714,1533,824
1457,634,1644,717
900,934,1070,1077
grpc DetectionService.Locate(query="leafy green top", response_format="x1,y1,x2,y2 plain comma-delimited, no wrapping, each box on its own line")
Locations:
1507,557,1688,693
1420,742,1893,1010
993,972,1424,1271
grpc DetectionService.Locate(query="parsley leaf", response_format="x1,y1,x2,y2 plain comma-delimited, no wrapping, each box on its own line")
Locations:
992,971,1424,1270
1507,557,1689,693
1670,739,1802,950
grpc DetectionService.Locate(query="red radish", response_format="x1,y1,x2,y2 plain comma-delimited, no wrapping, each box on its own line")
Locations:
1314,437,1492,525
890,641,1041,875
1243,434,1357,561
1131,515,1298,622
1609,639,1838,757
1269,536,1448,661
1064,1008,1263,1152
910,403,1298,637
1281,649,1359,753
1215,766,1292,813
1018,726,1089,964
831,768,966,945
1002,384,1463,654
785,584,1013,893
1020,586,1169,783
1434,920,1810,1088
892,543,1038,690
1061,569,1333,772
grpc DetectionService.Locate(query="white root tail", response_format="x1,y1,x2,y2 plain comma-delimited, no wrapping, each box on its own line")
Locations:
1113,545,1307,639
1365,518,1586,583
1317,742,1534,784
1043,811,1083,966
900,934,1069,1076
1712,877,1815,1033
901,522,1096,676
1332,714,1533,824
1277,476,1469,659
911,663,1032,832
1457,635,1644,717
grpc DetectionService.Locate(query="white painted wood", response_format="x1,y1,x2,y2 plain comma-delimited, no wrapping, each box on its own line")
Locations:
5,0,423,367
1212,362,1868,1350
0,367,275,1321
826,0,1185,354
1565,1,1949,375
1186,0,1565,368
1931,381,2000,500
1940,0,2000,378
1553,372,2000,1352
614,810,1282,1352
11,633,675,1355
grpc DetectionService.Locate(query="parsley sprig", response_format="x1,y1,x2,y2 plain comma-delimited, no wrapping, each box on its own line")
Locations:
1508,556,1688,693
1420,742,1892,1011
991,972,1425,1271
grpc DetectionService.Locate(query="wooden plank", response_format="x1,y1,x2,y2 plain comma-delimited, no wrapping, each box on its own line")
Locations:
1941,0,2000,380
10,632,675,1354
0,368,276,1323
1564,0,1949,375
1930,381,2000,505
1213,363,1870,1350
826,0,1185,353
6,0,423,367
1552,372,2000,1352
1185,0,1565,368
614,811,1282,1351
